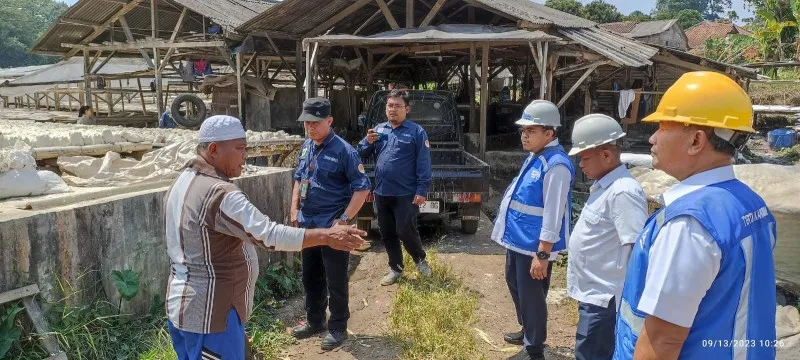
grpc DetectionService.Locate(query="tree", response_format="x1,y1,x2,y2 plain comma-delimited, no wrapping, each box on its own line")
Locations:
655,0,733,20
676,9,706,28
0,0,67,68
728,10,739,22
625,11,653,22
581,0,624,23
544,0,584,17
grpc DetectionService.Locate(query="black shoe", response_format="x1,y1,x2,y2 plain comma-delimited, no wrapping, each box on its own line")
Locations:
291,322,325,339
507,349,530,360
321,330,348,350
504,328,524,345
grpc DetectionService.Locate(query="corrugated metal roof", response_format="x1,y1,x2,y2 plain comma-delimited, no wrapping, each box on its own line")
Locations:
31,0,275,56
685,21,751,49
470,0,595,28
0,58,151,97
306,25,560,46
171,0,276,29
600,20,679,38
559,27,658,67
238,0,596,34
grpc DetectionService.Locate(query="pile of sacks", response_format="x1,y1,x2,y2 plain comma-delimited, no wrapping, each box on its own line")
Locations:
0,142,69,200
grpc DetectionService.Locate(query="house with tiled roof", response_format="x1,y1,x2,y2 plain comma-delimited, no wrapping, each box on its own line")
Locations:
600,19,688,50
685,20,751,49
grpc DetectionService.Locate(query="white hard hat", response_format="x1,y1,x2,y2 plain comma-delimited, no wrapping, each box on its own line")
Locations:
515,100,561,128
568,114,626,156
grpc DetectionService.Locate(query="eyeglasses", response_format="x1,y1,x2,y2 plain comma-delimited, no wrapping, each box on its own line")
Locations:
386,104,407,110
518,127,542,136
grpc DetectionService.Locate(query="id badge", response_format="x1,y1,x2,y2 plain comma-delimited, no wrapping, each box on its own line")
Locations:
300,179,309,199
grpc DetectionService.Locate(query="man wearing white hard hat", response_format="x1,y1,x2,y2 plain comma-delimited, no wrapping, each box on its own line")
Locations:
566,114,648,360
163,115,366,360
491,100,575,360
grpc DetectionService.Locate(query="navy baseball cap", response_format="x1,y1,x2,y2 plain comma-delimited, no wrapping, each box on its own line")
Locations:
298,97,332,122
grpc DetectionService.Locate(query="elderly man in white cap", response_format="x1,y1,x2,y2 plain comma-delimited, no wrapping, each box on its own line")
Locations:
164,115,366,360
566,114,648,360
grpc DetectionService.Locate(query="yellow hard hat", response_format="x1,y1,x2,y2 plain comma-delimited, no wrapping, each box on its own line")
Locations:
643,71,755,133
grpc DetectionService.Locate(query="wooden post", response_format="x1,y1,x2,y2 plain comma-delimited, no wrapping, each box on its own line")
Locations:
305,42,312,99
152,0,164,115
480,44,489,159
83,50,93,108
469,43,477,133
584,83,592,115
137,78,147,115
367,50,374,103
236,52,244,121
45,92,51,110
296,41,304,119
406,0,414,28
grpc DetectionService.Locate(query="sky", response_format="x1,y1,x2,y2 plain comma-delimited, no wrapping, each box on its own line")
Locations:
61,0,755,21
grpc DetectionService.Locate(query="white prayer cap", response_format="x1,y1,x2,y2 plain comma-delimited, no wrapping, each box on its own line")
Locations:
197,115,246,143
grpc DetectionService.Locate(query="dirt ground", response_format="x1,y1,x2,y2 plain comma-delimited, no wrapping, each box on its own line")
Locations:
274,214,577,360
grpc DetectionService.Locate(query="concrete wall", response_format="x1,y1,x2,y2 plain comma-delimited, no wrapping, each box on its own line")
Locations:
270,88,303,134
0,168,294,315
638,26,689,51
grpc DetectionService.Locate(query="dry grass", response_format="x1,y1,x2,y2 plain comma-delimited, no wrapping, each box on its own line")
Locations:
551,262,580,327
750,82,800,106
388,252,483,360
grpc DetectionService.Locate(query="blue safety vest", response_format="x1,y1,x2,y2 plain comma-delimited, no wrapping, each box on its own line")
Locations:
497,145,574,254
614,179,777,360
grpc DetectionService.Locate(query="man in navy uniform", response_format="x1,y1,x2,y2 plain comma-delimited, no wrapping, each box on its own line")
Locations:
357,89,433,286
290,98,371,350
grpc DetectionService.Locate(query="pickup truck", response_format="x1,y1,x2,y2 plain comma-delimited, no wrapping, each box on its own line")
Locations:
356,90,490,234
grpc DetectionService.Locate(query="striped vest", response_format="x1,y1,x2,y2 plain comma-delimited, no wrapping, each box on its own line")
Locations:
495,145,574,254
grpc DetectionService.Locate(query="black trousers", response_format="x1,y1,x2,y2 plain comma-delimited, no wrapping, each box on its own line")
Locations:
375,194,427,272
301,245,350,332
505,249,553,357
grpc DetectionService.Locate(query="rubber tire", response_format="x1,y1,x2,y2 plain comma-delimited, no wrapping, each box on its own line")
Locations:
460,219,479,234
171,94,207,128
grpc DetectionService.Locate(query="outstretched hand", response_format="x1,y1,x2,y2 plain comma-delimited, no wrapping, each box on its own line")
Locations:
325,224,367,251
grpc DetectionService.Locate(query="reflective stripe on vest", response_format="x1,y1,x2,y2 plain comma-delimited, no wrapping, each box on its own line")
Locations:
509,200,544,216
619,298,644,336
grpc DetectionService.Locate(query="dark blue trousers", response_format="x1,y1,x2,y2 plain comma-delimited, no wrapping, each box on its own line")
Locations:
505,249,553,357
575,298,617,360
375,194,426,272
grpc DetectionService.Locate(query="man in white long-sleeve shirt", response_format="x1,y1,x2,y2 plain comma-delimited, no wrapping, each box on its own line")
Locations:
164,115,365,360
566,114,648,360
491,100,575,360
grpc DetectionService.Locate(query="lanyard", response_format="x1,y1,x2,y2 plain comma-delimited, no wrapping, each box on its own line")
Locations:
305,141,327,177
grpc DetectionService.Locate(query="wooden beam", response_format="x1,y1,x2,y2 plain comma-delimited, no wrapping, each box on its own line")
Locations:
158,6,189,73
83,51,92,108
217,47,236,70
557,64,598,108
371,52,401,75
375,0,400,30
296,41,303,120
305,42,313,99
554,59,613,77
60,18,101,28
370,41,527,54
305,0,373,37
480,44,488,159
595,66,627,87
118,14,154,68
420,0,447,27
91,51,117,74
442,4,469,22
265,32,298,81
469,43,476,134
406,0,415,28
0,284,39,304
63,40,226,52
88,50,104,72
237,52,244,120
354,0,397,35
652,54,712,72
241,53,258,77
538,42,547,99
65,0,145,58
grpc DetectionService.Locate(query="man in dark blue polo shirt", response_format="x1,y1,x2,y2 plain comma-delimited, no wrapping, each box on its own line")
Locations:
357,89,433,286
290,98,370,350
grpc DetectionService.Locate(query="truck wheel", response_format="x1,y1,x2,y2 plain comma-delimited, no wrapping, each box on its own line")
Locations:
460,219,479,234
171,94,207,128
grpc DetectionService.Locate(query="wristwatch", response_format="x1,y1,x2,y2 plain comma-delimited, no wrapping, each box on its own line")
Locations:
536,250,550,260
338,214,351,224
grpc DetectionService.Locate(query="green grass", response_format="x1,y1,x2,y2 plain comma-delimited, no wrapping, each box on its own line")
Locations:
3,262,302,360
388,252,482,360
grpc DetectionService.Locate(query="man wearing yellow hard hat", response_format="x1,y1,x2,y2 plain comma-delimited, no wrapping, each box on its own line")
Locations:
613,71,778,359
